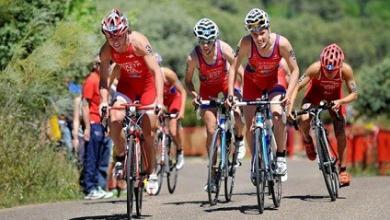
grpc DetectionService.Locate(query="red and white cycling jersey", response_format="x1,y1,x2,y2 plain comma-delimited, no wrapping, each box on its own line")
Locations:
304,68,343,104
111,44,156,105
243,34,282,99
195,40,228,99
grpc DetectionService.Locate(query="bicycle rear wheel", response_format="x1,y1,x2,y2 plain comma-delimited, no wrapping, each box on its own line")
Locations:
208,128,221,206
317,128,338,201
155,133,164,196
254,128,265,213
167,137,178,194
224,131,236,202
126,135,136,219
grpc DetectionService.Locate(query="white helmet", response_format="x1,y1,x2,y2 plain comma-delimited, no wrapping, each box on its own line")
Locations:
193,18,219,40
244,8,270,32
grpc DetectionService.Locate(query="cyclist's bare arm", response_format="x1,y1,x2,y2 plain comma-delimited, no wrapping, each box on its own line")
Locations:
339,63,358,104
279,36,300,101
280,58,291,83
228,36,250,97
290,62,319,110
109,63,120,89
99,42,112,104
221,41,244,91
163,67,187,117
184,52,198,98
132,32,164,105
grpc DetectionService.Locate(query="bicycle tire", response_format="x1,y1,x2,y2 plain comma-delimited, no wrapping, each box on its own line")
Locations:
155,133,164,196
208,128,221,206
224,131,236,202
126,135,136,219
269,176,282,207
167,137,178,194
269,134,282,208
135,185,143,216
254,128,265,213
317,128,338,201
135,141,143,216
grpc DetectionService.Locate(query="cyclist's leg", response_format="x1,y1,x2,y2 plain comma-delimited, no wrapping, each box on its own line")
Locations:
242,77,261,158
167,95,183,152
109,92,131,160
201,108,217,155
269,87,287,155
299,98,316,160
330,109,351,185
231,87,245,159
269,87,288,178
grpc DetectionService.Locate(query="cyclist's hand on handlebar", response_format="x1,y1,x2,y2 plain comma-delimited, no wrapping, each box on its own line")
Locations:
330,100,341,112
280,93,291,107
178,110,185,120
154,104,163,116
191,91,201,107
99,102,108,117
225,95,236,108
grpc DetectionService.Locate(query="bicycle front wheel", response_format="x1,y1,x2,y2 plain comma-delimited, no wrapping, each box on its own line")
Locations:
269,175,282,208
269,135,282,208
208,128,222,206
167,136,178,194
224,131,236,202
135,186,143,216
126,135,136,219
317,128,338,201
254,128,265,213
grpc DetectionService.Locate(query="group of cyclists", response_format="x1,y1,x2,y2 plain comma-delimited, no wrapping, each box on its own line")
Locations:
97,6,358,197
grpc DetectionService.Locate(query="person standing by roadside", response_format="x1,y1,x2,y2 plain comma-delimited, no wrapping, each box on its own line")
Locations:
82,57,113,200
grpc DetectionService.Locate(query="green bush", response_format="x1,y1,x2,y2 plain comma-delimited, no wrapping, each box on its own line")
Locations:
354,58,390,120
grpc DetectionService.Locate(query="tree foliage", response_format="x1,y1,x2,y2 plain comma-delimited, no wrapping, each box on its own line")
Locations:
354,58,390,119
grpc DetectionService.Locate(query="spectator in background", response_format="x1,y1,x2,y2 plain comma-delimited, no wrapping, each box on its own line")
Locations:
82,56,113,200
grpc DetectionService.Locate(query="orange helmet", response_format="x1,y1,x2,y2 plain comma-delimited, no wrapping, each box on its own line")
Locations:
320,43,344,71
101,9,129,36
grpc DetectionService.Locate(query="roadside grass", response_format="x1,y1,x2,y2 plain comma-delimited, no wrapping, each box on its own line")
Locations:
0,106,82,208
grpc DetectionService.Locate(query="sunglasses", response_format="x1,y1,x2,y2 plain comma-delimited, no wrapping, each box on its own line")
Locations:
105,33,125,40
322,65,340,73
198,39,215,45
245,22,266,33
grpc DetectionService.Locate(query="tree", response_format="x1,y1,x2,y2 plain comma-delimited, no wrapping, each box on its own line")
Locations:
354,58,390,119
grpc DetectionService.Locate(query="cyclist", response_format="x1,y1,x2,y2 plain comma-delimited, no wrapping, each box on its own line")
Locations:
184,18,246,190
157,54,187,170
109,54,187,170
99,8,164,195
289,43,358,187
227,8,300,182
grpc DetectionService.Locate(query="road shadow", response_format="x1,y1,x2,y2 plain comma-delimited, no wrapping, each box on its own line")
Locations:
83,199,127,205
69,213,152,220
164,200,209,207
204,204,278,215
283,194,346,202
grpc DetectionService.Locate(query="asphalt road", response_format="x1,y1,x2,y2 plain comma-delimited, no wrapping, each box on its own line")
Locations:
1,157,389,220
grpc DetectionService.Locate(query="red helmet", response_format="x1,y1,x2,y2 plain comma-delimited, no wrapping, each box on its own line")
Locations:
320,43,344,71
101,9,129,36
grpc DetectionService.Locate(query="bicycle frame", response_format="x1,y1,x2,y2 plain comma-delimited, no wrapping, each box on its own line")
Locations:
108,104,154,218
294,101,340,201
234,95,284,212
199,100,235,172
